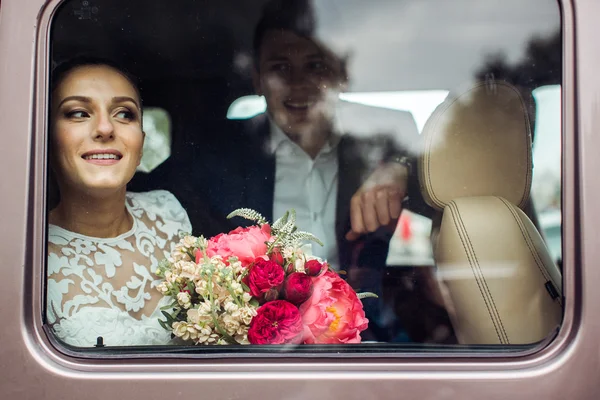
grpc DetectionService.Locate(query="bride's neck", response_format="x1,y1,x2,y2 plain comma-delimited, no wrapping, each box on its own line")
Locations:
50,188,132,238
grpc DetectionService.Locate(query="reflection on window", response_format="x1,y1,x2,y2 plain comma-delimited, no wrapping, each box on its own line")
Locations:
138,107,171,173
227,91,449,133
531,85,562,263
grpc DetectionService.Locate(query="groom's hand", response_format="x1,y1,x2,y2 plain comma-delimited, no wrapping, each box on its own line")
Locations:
346,162,408,241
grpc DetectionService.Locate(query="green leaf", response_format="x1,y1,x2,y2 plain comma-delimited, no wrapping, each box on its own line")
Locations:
161,310,176,323
158,319,170,331
290,231,324,246
357,292,379,300
160,301,177,311
226,208,267,225
187,281,195,292
271,211,289,230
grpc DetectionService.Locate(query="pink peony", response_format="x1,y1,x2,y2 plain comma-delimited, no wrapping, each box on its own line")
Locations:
299,271,369,344
196,224,273,267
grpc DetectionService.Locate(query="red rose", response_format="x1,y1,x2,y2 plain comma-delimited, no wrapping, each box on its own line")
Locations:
283,272,313,305
247,258,285,300
305,259,326,276
248,300,304,344
269,247,284,266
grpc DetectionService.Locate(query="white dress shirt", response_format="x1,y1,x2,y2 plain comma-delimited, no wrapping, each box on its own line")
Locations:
270,121,341,270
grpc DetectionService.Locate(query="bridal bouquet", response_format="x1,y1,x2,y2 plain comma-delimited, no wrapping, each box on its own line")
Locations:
155,208,372,345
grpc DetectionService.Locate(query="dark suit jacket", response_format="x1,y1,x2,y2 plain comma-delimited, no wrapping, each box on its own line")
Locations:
131,113,431,278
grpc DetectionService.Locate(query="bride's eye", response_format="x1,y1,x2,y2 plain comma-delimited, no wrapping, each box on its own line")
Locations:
65,110,90,119
115,109,136,121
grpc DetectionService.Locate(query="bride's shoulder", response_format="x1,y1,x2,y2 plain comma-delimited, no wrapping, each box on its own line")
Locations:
126,190,191,231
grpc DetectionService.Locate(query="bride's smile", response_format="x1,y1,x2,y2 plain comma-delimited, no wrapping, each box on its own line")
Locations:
81,149,123,165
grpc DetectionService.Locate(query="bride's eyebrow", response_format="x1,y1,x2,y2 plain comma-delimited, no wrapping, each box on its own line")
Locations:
112,96,140,110
57,95,91,108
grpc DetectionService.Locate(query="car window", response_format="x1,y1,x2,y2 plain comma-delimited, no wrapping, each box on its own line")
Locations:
44,0,562,354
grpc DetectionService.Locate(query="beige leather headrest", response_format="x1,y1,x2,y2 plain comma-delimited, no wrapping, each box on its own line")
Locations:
419,81,533,211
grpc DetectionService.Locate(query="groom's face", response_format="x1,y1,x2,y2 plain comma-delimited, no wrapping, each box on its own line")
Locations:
253,29,346,140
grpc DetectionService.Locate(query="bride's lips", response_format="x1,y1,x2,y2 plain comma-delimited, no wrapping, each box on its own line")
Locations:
81,149,123,166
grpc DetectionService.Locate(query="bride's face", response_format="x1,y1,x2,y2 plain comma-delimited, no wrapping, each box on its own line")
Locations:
50,65,144,198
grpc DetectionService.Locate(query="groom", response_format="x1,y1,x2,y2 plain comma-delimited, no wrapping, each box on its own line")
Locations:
196,0,433,341
132,0,434,341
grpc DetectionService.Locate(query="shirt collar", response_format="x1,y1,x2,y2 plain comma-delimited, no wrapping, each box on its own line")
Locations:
267,116,343,156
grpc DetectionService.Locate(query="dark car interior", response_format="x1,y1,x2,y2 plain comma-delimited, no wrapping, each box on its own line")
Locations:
48,0,562,344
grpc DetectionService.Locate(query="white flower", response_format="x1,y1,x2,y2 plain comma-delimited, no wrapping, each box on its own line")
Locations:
229,259,243,272
172,321,198,341
171,244,191,262
187,306,212,325
194,279,209,297
236,333,250,345
156,281,169,295
221,314,241,335
182,235,197,249
224,301,239,314
294,257,305,273
239,306,258,325
282,247,295,259
208,255,225,267
198,301,212,315
164,271,177,284
230,281,244,295
177,291,192,309
180,261,198,279
196,236,208,249
195,326,219,345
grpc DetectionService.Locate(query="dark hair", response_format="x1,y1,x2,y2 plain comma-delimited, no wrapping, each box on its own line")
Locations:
50,55,143,111
252,0,317,68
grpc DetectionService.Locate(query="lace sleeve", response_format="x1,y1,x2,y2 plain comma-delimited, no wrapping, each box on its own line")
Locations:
128,190,193,239
44,192,189,346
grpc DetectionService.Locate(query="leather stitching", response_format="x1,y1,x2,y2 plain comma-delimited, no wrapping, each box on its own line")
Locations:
451,201,510,344
498,197,560,296
448,200,507,344
452,201,510,344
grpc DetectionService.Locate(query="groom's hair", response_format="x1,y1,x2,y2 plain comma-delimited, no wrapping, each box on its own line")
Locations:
252,0,316,69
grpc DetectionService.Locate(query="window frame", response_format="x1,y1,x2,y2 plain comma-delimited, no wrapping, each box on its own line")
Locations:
26,0,579,378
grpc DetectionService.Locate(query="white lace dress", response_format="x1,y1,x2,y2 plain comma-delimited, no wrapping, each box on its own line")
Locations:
46,190,192,347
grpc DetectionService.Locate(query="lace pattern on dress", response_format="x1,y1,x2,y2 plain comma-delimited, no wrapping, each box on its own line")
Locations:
47,190,192,347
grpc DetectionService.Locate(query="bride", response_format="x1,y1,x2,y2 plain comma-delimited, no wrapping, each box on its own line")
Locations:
46,58,191,347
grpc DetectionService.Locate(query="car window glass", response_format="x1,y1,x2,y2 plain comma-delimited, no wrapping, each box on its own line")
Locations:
45,0,562,353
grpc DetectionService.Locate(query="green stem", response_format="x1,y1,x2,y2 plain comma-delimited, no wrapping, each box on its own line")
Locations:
206,268,239,345
267,234,284,254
